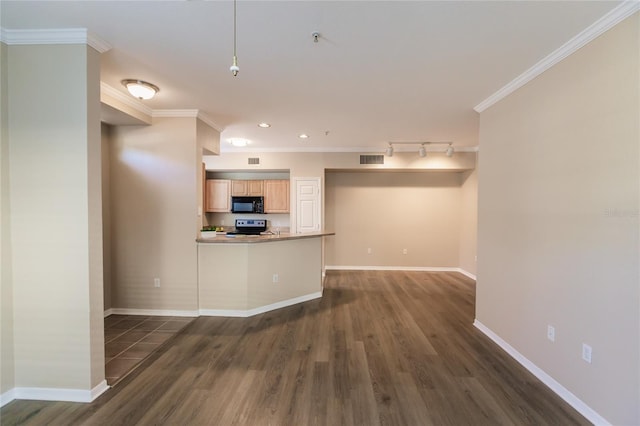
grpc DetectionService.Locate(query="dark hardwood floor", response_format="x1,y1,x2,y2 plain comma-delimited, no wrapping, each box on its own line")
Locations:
1,271,589,425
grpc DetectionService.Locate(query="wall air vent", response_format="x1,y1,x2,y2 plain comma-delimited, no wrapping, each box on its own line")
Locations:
248,157,260,165
360,155,384,165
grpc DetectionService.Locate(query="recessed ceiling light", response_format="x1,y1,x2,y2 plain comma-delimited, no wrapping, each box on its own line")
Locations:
227,138,250,147
258,123,271,128
299,134,309,139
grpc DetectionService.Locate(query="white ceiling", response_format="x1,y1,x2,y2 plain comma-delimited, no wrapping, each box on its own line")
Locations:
1,1,623,153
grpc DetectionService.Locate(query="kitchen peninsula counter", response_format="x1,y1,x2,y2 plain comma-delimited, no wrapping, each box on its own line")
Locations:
197,231,334,316
196,231,334,244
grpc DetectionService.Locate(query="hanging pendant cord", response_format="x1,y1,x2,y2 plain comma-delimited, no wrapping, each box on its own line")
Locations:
230,0,239,76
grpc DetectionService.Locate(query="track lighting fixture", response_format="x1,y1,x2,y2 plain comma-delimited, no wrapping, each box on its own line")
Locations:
385,144,394,157
445,144,454,157
385,141,455,157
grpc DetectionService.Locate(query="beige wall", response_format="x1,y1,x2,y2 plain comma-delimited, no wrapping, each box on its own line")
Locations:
101,123,112,311
7,44,104,390
86,44,105,388
458,168,477,275
0,41,15,396
110,117,218,311
196,118,220,231
204,151,476,176
477,14,639,425
205,151,477,271
199,244,249,310
247,238,321,309
325,171,462,268
198,238,322,311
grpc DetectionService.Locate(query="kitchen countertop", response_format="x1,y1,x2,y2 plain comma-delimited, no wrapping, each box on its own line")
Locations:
196,231,335,244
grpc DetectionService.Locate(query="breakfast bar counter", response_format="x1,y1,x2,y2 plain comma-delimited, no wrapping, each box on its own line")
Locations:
197,232,334,316
196,231,334,244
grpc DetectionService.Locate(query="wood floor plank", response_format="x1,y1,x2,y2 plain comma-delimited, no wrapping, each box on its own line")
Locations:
349,341,381,426
1,271,591,426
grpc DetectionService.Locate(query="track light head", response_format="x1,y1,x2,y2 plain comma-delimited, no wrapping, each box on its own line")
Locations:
385,141,453,157
385,144,394,157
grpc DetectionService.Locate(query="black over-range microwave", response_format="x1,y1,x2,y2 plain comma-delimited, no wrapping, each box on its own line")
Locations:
231,196,264,214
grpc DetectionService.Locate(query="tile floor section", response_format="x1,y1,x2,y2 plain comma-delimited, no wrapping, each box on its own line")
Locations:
104,315,193,385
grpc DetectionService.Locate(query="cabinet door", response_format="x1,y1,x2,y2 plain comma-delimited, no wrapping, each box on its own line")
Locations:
264,180,290,213
205,179,231,212
247,180,264,196
231,180,248,196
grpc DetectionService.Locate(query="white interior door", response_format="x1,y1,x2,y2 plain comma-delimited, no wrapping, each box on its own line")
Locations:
295,178,321,233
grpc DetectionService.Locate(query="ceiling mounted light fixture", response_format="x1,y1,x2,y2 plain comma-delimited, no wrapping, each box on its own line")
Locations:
299,134,309,139
385,143,394,157
121,79,159,100
229,0,239,76
258,123,271,128
227,138,250,147
445,144,455,157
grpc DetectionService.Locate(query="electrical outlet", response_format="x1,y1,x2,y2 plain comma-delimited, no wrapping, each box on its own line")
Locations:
154,278,160,288
367,248,372,255
582,344,592,363
272,273,279,283
402,248,408,255
547,325,555,342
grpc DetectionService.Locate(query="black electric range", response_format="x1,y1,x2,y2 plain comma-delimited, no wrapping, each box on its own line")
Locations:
225,219,267,235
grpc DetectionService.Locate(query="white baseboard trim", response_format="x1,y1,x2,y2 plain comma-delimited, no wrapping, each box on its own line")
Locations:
91,380,110,401
473,320,611,426
103,308,114,318
200,291,323,318
107,308,199,317
325,265,477,281
326,265,456,272
0,388,16,407
107,292,323,319
456,268,476,280
8,380,110,404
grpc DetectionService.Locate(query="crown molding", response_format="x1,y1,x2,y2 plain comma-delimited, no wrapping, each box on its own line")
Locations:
221,145,479,154
474,0,640,113
100,82,153,116
196,113,223,132
0,28,111,53
151,110,223,131
87,32,111,53
152,109,199,118
98,86,224,131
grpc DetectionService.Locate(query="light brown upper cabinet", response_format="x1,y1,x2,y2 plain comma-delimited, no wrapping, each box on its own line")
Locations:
264,180,290,213
231,180,264,197
205,179,231,212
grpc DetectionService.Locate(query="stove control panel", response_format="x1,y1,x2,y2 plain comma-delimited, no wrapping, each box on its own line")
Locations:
235,219,266,228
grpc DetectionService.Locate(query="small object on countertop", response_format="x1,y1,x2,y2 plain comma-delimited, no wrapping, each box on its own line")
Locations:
225,234,236,238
